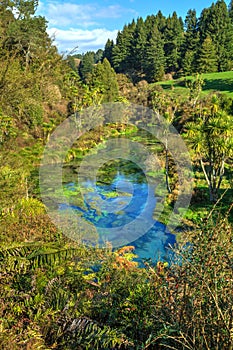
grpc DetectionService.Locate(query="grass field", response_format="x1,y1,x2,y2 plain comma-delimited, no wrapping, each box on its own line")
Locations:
156,70,233,98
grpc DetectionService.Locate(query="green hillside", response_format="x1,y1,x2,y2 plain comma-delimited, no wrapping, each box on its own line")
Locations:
156,71,233,98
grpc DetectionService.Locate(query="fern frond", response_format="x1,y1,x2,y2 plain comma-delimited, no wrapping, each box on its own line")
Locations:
0,242,83,272
59,316,134,349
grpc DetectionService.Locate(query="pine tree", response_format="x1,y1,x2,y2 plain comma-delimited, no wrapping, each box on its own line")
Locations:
199,0,233,71
78,52,95,83
196,36,218,73
132,17,147,73
144,14,157,32
181,9,199,74
90,58,119,102
182,50,195,75
143,27,165,82
229,0,233,21
94,49,103,63
163,12,184,73
103,39,114,66
112,21,136,74
155,10,166,32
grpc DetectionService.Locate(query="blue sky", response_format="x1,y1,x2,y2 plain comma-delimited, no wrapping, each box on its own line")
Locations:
37,0,231,54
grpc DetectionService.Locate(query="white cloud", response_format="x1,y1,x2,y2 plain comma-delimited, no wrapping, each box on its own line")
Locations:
48,27,118,53
38,1,137,28
94,4,136,19
37,1,138,52
42,3,97,27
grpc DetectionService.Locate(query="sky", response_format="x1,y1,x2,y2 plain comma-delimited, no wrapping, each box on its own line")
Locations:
37,0,231,54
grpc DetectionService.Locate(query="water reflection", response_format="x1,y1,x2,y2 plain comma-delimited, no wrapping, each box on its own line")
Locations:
61,160,176,265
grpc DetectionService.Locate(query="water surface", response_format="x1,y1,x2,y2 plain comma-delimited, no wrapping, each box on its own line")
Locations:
61,158,176,265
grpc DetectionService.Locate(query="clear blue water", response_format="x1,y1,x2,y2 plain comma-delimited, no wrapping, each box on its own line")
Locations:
61,161,176,266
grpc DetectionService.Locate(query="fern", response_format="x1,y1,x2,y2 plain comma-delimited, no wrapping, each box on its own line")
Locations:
27,247,80,269
0,242,83,272
57,316,134,349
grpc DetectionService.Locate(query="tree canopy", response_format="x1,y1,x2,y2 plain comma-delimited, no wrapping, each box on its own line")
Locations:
101,0,233,82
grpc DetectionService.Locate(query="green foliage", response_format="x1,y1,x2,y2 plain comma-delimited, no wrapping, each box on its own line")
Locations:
163,12,184,73
181,9,199,75
132,17,147,73
1,214,232,349
112,21,136,73
185,73,204,106
155,70,233,99
229,0,233,23
185,95,233,201
0,165,28,212
172,211,233,349
0,111,17,144
199,0,233,71
102,39,114,66
89,58,119,102
182,50,195,76
103,1,233,81
143,26,165,82
196,36,218,73
0,1,232,349
78,51,95,83
56,317,133,349
0,0,67,141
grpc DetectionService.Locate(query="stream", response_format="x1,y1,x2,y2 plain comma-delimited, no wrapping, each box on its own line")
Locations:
61,155,176,266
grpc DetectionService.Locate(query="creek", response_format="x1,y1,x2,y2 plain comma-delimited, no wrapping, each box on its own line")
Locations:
61,143,176,265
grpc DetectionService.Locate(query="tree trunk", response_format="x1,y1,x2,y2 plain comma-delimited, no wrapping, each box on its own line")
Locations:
200,158,219,202
165,139,171,193
209,187,218,202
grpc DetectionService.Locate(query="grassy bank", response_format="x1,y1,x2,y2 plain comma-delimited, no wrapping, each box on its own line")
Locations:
155,71,233,98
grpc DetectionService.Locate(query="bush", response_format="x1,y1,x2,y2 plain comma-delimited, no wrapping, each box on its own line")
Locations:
0,210,232,349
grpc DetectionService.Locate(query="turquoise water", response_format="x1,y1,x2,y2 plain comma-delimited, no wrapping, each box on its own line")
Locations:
61,160,176,265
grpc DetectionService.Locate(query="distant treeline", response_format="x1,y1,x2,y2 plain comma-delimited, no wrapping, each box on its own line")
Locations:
73,0,233,83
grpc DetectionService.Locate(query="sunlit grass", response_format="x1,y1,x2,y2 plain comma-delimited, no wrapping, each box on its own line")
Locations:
155,70,233,98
